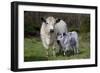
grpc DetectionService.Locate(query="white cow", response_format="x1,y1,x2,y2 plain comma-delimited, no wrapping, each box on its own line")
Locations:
56,31,79,56
55,20,68,35
40,16,61,56
54,19,68,54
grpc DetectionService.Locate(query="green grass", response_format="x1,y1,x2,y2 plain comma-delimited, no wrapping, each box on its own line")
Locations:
24,33,90,62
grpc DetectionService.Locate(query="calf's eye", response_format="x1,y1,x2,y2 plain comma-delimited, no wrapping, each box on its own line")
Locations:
63,33,66,36
46,22,48,24
57,33,59,35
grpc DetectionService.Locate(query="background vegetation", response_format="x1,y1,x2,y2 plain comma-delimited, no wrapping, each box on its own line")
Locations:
24,11,90,62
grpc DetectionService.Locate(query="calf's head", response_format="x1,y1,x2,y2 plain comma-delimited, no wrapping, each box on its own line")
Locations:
56,32,69,48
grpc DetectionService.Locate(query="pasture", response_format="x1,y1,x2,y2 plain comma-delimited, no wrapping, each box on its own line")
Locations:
24,33,90,62
24,11,90,62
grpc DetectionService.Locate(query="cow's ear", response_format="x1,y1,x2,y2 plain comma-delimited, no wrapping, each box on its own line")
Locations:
41,17,46,23
56,19,61,23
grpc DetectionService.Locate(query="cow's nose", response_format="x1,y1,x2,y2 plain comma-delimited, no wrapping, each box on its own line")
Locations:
50,29,54,33
57,40,60,44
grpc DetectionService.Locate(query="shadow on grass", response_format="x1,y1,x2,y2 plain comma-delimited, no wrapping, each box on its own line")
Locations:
24,56,48,62
79,50,85,54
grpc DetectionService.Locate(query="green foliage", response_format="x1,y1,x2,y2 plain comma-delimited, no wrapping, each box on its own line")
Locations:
80,15,90,33
69,28,80,33
24,12,90,37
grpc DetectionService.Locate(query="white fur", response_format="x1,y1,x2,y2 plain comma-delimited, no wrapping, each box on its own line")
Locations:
40,16,56,56
55,20,68,54
55,20,68,34
68,31,79,54
57,31,79,55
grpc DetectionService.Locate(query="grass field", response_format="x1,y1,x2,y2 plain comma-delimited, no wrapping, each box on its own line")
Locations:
24,33,90,62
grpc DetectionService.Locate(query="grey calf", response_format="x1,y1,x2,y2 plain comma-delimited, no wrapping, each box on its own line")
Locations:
56,31,79,56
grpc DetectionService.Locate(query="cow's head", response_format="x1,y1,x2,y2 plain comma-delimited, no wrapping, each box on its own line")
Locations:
41,16,61,34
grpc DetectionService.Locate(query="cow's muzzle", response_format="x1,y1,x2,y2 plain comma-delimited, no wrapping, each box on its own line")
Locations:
50,29,54,33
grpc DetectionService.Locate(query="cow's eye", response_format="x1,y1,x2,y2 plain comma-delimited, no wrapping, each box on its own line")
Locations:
46,22,48,24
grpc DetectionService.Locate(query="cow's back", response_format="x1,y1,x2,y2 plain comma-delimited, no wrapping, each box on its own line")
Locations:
70,31,78,41
55,20,68,34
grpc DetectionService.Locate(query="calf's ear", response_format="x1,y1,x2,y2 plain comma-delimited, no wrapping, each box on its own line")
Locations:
56,19,61,23
41,17,46,23
63,33,66,36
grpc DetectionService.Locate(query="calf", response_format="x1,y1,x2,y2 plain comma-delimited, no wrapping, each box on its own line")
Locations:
56,31,79,56
68,31,79,55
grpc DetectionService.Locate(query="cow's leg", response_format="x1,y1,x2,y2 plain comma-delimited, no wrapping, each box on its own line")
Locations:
46,50,48,57
76,47,79,54
73,47,76,55
76,42,79,54
74,47,79,55
70,47,74,55
42,42,49,57
52,47,56,57
64,51,66,56
53,49,56,57
76,40,79,54
44,45,49,57
45,49,49,57
52,42,57,57
64,48,67,56
70,46,74,55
